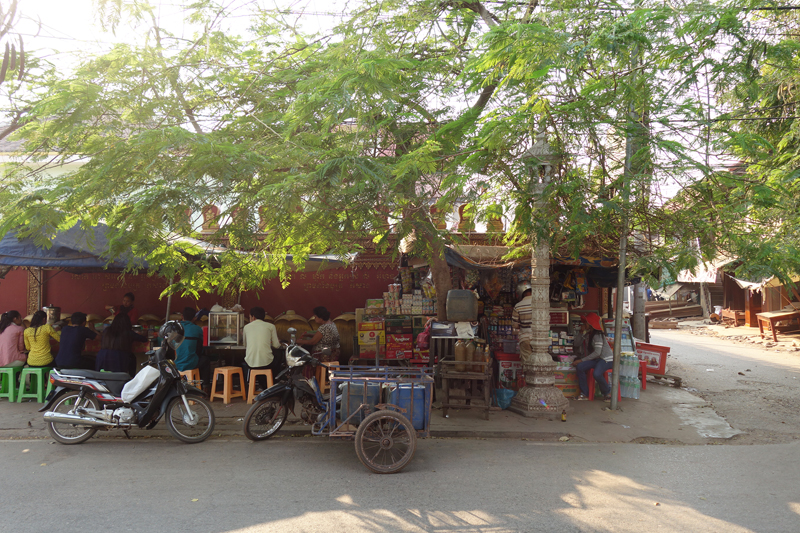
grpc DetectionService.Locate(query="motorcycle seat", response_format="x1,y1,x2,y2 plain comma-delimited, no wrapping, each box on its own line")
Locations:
58,369,131,381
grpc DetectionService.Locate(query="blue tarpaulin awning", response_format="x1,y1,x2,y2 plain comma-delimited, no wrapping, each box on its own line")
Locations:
0,222,145,272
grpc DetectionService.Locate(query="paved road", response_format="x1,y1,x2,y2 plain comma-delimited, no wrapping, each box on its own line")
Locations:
651,329,800,444
4,437,799,532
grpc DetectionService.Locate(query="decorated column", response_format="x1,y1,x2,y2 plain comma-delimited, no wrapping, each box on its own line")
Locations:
509,133,570,418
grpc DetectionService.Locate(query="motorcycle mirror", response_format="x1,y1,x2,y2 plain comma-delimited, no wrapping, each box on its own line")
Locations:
288,327,296,344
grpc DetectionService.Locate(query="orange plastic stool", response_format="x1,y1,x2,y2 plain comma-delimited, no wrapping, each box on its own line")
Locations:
179,368,201,384
209,366,246,404
246,369,274,404
316,363,338,395
586,368,622,402
639,360,647,391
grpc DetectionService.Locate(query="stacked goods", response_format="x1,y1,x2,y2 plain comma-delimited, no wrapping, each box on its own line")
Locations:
385,316,413,359
400,269,414,293
496,351,525,391
384,284,402,315
549,330,575,356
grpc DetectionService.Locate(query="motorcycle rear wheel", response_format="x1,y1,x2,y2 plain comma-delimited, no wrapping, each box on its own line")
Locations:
355,410,416,474
243,397,287,441
165,396,215,443
47,391,100,445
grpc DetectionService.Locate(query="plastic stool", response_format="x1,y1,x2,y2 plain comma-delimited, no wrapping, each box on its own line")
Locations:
246,369,274,404
208,366,246,404
179,368,201,384
0,367,22,401
639,360,647,391
586,368,621,402
17,367,53,403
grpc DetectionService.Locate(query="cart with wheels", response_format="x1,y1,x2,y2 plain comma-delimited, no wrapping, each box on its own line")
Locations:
312,366,434,474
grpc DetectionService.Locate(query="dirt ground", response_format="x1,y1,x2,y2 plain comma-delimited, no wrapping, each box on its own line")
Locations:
651,323,800,445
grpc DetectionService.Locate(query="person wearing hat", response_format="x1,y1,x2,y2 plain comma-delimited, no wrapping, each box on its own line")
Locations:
573,312,614,401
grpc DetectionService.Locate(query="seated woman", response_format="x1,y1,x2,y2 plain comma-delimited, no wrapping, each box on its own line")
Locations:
0,310,27,367
95,313,147,377
24,310,60,368
297,306,340,364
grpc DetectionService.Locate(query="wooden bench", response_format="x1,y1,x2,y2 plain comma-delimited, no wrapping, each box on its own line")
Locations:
720,308,745,326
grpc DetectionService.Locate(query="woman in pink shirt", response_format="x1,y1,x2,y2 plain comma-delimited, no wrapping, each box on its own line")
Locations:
0,310,26,367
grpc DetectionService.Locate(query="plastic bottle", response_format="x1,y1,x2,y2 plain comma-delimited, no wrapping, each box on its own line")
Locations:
454,339,467,372
464,340,476,372
472,341,483,373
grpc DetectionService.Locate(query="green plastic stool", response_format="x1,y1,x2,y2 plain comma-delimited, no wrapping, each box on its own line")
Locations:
0,367,22,402
17,367,53,403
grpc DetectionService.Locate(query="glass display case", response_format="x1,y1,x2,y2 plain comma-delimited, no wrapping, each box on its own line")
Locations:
208,312,245,346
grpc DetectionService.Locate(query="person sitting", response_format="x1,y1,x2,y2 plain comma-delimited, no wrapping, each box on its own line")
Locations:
54,312,98,370
572,313,614,401
0,310,26,367
95,313,147,376
105,292,139,326
242,306,282,391
24,310,60,368
297,306,340,370
176,307,211,392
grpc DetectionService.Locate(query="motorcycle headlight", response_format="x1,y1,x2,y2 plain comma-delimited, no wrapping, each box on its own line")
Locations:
286,345,310,367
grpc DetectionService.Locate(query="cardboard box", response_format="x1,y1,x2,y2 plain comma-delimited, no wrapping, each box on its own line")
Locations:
555,383,579,398
357,321,384,331
364,308,385,316
385,348,412,359
385,342,413,351
365,299,384,309
386,334,413,344
498,360,525,391
385,326,412,334
553,368,578,383
357,330,385,345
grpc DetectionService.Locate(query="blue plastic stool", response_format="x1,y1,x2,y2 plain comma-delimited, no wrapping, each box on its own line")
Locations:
17,367,53,403
0,367,22,402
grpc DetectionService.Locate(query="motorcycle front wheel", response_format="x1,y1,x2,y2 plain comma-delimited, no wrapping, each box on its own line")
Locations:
243,397,288,441
355,410,416,474
165,396,215,443
46,391,100,445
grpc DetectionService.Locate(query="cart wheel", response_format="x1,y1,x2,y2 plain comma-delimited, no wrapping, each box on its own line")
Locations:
354,410,416,474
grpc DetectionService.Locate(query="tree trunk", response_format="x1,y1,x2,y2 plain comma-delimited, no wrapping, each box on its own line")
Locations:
420,231,452,321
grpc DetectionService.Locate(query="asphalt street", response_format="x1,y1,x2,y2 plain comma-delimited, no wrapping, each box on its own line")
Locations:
3,437,799,533
651,329,800,444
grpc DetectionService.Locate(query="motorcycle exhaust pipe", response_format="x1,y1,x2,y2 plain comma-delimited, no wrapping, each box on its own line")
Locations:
43,411,131,429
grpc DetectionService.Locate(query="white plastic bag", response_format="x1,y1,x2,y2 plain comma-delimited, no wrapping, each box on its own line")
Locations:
121,366,160,403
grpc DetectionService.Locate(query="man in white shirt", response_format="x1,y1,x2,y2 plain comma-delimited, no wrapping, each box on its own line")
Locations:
242,307,281,390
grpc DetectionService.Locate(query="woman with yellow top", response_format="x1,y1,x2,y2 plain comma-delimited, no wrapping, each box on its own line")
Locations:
24,310,60,367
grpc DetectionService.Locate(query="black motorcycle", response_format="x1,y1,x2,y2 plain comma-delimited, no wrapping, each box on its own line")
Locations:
39,322,215,445
243,328,326,441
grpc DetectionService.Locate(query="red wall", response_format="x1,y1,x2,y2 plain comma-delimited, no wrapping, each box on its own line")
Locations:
0,266,397,320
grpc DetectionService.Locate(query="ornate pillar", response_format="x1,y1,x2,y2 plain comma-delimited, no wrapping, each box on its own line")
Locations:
510,133,570,418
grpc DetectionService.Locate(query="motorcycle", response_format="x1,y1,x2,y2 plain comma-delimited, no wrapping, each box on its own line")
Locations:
243,327,326,441
39,321,216,445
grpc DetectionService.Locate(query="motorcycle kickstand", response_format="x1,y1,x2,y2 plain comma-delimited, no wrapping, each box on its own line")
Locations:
123,430,131,439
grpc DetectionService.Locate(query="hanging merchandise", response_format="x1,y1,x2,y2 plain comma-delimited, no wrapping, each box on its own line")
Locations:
574,268,589,295
481,270,504,301
500,267,514,293
466,269,481,290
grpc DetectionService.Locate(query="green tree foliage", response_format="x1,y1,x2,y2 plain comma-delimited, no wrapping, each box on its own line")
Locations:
1,0,797,301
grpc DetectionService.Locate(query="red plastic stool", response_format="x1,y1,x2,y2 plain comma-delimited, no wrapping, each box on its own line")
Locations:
639,360,647,391
586,369,622,401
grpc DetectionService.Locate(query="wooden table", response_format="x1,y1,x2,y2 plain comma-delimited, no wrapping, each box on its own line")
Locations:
438,360,492,420
756,310,800,341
